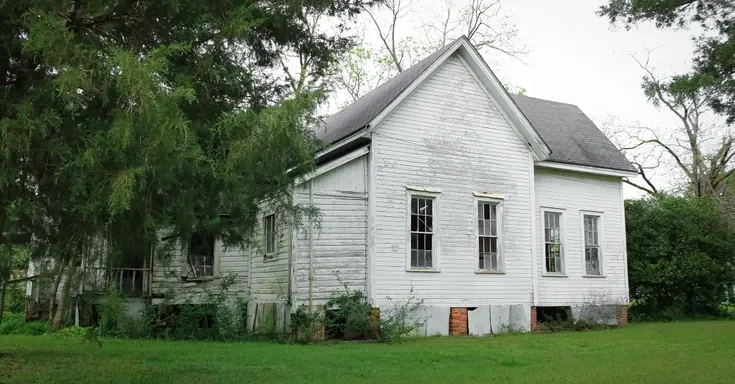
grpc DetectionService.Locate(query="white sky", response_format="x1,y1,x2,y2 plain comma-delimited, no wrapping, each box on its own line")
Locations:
338,0,700,198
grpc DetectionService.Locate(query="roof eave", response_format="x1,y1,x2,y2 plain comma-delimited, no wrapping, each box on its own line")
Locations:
535,160,638,178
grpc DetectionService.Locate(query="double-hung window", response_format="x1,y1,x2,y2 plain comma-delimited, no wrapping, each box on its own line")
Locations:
477,201,501,271
584,215,602,275
543,211,564,274
410,196,435,269
264,214,276,258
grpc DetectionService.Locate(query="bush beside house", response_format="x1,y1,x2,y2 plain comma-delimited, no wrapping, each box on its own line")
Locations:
626,197,735,320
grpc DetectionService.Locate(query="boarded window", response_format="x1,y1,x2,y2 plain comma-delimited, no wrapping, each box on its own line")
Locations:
544,212,563,273
264,214,276,256
478,202,500,270
410,197,434,268
584,215,601,275
189,232,215,278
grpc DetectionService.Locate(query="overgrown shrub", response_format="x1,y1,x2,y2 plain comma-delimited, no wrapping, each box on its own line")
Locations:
0,313,50,335
325,291,375,340
54,326,95,339
378,296,424,343
290,305,324,344
626,197,735,320
143,274,253,341
301,289,424,343
3,280,26,313
98,286,127,337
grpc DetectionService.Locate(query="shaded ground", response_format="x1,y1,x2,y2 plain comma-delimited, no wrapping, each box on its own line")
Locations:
1,321,734,383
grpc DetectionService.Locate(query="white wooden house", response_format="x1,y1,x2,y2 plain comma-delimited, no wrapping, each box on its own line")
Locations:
28,37,635,334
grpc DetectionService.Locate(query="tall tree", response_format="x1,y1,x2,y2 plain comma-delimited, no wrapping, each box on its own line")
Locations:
610,55,734,197
334,0,526,104
599,0,735,123
0,0,376,328
599,1,735,197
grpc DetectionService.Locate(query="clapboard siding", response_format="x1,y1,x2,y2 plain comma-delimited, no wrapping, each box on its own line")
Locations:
534,167,628,305
371,53,534,306
293,155,368,306
151,237,250,302
246,209,291,302
311,154,366,193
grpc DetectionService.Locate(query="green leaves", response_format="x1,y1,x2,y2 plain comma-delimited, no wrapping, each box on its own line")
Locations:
0,0,375,291
599,0,735,122
626,197,735,319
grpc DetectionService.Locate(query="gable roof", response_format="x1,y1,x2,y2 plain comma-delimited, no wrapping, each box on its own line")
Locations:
511,95,636,173
316,38,635,174
314,41,456,144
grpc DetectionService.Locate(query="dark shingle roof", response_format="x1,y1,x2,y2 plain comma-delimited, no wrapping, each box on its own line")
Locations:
511,95,635,172
314,40,457,144
316,40,635,173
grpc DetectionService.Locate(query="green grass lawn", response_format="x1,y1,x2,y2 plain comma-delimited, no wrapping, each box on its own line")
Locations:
1,321,734,384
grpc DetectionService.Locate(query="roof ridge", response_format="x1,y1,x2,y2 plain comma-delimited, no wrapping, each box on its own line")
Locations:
511,93,579,108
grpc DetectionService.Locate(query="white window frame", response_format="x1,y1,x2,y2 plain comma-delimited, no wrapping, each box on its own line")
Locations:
475,197,504,273
263,213,277,259
580,211,604,277
406,191,440,272
541,207,566,276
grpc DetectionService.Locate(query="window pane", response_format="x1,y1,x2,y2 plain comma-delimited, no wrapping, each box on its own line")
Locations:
264,215,276,254
477,202,500,270
410,196,436,268
586,246,601,275
417,215,425,232
543,212,563,273
584,215,599,247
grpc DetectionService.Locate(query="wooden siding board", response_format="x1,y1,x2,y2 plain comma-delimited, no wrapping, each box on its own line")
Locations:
292,155,369,306
534,167,628,306
371,54,535,306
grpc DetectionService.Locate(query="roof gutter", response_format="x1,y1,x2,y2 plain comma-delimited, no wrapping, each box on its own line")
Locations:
313,128,370,163
535,161,638,178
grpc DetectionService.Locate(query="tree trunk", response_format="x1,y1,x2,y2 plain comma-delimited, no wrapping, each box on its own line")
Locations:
52,257,76,330
0,281,6,325
48,262,64,319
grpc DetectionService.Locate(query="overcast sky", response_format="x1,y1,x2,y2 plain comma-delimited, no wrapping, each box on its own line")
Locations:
341,0,700,198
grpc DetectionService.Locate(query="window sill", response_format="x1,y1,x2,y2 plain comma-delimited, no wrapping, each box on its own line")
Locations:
583,274,606,278
542,273,568,278
475,270,505,274
406,268,441,273
182,276,217,283
263,255,276,262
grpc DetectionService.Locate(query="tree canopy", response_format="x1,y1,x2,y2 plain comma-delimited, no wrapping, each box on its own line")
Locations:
0,0,377,325
599,0,735,123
